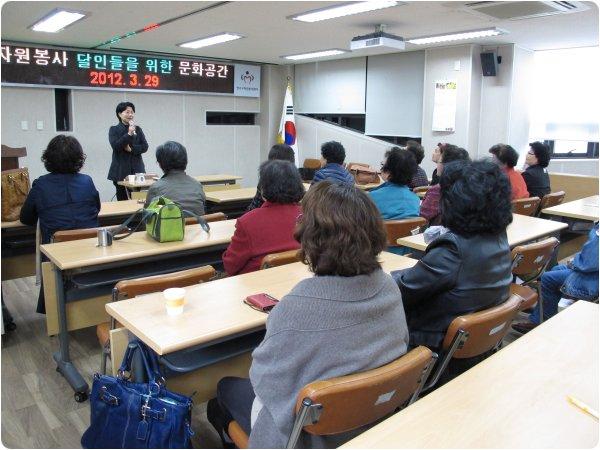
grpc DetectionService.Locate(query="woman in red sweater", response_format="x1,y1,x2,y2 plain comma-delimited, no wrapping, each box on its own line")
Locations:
489,144,529,200
223,160,304,275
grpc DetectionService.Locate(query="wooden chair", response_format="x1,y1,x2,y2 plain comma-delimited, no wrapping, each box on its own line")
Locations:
537,191,566,216
413,185,430,195
346,162,369,169
303,159,322,170
227,346,436,449
423,294,522,391
384,217,428,248
510,237,560,323
97,266,216,374
52,226,129,242
185,212,227,225
511,196,541,216
260,249,301,270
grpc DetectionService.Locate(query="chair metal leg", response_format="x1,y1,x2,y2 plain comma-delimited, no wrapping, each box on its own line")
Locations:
409,353,438,405
100,344,109,375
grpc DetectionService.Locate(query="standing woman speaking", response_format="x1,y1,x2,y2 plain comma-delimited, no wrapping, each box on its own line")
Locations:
108,102,149,200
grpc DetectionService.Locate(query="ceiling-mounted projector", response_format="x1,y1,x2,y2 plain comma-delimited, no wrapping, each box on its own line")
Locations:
350,25,405,51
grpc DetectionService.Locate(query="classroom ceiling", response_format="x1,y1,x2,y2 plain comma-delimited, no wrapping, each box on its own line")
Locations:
1,1,598,64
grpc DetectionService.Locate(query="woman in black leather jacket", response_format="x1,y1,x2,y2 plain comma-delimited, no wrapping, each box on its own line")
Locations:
393,160,513,376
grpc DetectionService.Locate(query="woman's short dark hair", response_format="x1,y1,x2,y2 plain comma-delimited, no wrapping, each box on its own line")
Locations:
382,147,417,186
321,141,346,164
268,144,295,163
295,181,386,276
405,140,425,164
259,160,304,204
441,146,470,165
529,141,550,168
41,135,86,174
440,159,513,236
115,101,135,120
156,141,187,173
496,144,520,168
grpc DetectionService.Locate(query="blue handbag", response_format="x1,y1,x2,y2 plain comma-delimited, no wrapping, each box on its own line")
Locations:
81,340,194,448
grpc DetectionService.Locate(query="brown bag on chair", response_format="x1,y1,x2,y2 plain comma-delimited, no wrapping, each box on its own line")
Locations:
348,164,380,185
1,168,30,222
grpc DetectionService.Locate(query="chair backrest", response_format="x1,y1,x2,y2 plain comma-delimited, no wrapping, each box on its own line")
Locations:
538,191,566,213
260,249,301,270
413,185,430,195
303,158,322,170
511,196,541,216
384,217,428,247
441,294,522,357
293,347,434,440
511,237,560,278
52,226,129,243
184,212,227,225
114,265,215,299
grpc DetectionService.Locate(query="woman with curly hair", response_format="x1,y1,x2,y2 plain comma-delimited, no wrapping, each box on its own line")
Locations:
20,135,100,313
222,160,304,275
369,147,420,220
209,181,409,448
393,159,513,380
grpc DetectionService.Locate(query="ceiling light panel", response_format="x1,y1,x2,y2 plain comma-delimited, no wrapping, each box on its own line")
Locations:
178,32,244,49
290,1,399,23
282,49,348,61
30,9,87,33
407,27,508,45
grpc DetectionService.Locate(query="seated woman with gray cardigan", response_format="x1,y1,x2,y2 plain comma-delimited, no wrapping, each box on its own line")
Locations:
207,181,410,448
144,141,206,216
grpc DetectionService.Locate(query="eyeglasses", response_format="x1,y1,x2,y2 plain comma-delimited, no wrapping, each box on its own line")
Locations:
296,213,303,224
527,151,535,155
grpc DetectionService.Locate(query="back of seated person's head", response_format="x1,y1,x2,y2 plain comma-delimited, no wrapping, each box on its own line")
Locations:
440,160,513,237
42,135,86,174
441,146,470,165
405,140,425,165
268,144,295,163
494,144,519,168
294,181,386,277
528,141,551,168
259,160,304,204
156,141,187,174
382,147,417,186
321,141,346,165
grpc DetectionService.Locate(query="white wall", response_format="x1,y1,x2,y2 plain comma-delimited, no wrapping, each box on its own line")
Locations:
295,58,366,114
296,114,390,168
548,159,599,176
1,85,269,201
507,46,535,162
421,45,481,173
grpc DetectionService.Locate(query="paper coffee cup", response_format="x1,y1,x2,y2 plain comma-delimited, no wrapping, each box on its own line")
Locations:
127,174,135,183
164,288,186,316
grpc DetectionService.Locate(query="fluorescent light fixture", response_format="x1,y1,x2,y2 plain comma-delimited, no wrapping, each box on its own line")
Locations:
407,27,507,45
178,32,243,49
31,9,87,33
289,1,399,23
282,49,348,61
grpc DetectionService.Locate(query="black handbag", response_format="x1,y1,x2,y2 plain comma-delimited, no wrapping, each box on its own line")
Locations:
81,340,194,448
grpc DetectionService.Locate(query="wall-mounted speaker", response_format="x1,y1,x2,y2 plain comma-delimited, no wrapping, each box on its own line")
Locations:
480,51,498,77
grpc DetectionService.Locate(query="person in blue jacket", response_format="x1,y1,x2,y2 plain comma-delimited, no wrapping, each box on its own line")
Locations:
311,141,354,186
20,135,100,313
369,147,420,220
513,222,599,333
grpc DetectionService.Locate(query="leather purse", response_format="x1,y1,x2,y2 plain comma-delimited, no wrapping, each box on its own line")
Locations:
81,340,194,449
348,164,380,185
1,168,30,221
244,293,279,312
